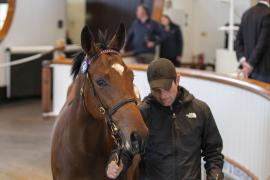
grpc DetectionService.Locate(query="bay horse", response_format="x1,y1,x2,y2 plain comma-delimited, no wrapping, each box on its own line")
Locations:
51,24,148,180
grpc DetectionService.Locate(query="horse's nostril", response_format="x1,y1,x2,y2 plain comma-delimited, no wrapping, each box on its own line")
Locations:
130,132,143,154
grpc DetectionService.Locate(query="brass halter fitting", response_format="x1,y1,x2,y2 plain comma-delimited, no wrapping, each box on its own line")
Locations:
99,107,106,115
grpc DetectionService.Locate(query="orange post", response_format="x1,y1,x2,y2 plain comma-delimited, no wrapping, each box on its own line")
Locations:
42,60,52,113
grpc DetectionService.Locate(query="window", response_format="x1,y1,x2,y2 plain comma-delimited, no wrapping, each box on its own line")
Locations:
0,2,8,29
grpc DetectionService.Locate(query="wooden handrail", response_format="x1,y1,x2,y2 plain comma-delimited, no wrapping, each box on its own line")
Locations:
128,64,270,101
0,0,16,41
50,59,270,101
224,156,258,180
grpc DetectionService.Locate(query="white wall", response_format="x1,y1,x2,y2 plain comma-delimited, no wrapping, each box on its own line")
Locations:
163,0,250,64
0,0,66,87
67,0,85,44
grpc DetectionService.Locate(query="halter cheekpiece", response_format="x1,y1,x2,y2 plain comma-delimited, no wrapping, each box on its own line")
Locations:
80,49,137,164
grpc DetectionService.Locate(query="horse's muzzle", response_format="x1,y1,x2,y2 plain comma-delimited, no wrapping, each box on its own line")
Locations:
130,132,147,155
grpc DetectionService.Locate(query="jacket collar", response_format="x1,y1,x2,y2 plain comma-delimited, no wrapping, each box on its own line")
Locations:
146,86,194,109
258,1,270,8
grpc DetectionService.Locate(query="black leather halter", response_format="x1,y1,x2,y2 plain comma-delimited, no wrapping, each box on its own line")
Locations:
80,49,137,163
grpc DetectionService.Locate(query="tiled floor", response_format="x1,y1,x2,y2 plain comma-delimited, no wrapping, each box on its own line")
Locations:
0,99,54,180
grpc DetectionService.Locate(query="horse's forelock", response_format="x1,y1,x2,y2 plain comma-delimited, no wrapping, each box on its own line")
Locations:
71,30,119,80
96,29,110,50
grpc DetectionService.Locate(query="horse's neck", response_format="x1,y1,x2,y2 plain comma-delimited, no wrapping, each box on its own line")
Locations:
66,76,113,156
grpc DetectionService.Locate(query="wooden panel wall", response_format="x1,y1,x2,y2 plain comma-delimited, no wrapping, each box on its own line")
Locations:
151,0,164,22
86,0,157,37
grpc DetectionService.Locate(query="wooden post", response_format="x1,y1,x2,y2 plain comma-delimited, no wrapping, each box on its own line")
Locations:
42,60,52,113
151,0,164,22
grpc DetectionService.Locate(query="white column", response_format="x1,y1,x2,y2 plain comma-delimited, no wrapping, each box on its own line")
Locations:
228,0,234,51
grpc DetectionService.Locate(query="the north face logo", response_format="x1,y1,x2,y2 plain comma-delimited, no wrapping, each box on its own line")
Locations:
186,112,197,118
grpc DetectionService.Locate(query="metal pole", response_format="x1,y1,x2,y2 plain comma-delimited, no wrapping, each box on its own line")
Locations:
228,0,234,51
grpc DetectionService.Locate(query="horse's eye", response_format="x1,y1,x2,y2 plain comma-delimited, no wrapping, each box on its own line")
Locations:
96,79,107,87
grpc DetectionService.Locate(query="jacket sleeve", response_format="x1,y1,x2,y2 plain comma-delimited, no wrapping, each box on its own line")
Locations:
235,18,245,61
201,105,224,180
175,26,183,56
153,22,165,45
249,14,270,68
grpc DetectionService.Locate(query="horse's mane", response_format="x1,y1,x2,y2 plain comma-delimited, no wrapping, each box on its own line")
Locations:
71,30,110,80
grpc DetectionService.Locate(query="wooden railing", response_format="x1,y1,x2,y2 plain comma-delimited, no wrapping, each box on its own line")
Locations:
42,58,270,113
129,63,270,101
224,156,258,180
44,58,270,107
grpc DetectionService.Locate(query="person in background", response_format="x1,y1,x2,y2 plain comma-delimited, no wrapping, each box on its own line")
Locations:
106,58,224,180
125,4,163,64
235,0,270,83
160,15,183,67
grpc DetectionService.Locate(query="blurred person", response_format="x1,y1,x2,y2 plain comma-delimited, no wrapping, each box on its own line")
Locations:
125,4,163,64
66,31,73,45
235,0,270,83
160,15,183,67
106,58,224,180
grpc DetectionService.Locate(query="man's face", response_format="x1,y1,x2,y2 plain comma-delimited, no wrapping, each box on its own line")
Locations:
151,77,179,107
136,6,146,19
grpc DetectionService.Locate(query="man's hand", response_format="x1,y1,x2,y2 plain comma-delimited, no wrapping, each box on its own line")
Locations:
207,169,224,180
106,160,124,179
147,41,155,48
176,56,182,63
241,61,253,76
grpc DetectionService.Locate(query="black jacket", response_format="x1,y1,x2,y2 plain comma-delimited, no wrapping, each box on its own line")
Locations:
108,87,224,179
235,3,270,77
138,86,223,180
160,24,183,66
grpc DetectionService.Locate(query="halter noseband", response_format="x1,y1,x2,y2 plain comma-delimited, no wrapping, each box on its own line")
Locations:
80,49,137,163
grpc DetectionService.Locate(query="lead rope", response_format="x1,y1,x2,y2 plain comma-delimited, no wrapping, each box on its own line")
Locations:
107,118,123,165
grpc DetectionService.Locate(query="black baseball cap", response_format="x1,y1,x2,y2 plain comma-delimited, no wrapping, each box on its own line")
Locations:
147,58,176,90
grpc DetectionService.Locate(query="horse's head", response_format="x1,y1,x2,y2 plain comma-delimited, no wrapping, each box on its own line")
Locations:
72,24,148,155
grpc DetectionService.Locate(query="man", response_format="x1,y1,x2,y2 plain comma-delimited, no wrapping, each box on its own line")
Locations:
125,5,163,64
235,0,270,83
107,58,224,179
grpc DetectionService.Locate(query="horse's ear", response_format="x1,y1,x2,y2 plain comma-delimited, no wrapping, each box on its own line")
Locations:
108,23,126,51
80,26,96,54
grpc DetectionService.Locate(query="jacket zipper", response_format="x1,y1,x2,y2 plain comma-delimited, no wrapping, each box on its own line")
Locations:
170,106,177,180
